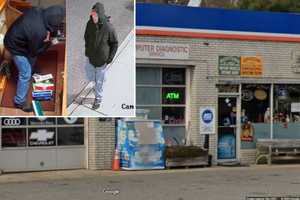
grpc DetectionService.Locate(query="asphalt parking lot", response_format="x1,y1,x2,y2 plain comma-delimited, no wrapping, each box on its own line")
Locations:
1,165,300,200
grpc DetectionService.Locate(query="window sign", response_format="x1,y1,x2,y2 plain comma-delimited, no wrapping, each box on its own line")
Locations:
162,88,185,104
200,106,215,134
292,50,300,73
28,128,56,146
242,90,254,101
166,92,179,100
241,56,263,77
162,68,186,85
218,56,240,75
1,118,26,126
28,118,56,125
57,118,84,125
291,103,300,113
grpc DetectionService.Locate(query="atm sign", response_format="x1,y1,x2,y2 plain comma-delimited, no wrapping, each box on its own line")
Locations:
165,92,180,100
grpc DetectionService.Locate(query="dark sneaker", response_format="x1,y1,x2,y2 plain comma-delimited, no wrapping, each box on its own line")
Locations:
15,102,33,112
92,99,101,110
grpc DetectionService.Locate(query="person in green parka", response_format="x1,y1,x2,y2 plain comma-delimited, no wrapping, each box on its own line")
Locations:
84,2,118,110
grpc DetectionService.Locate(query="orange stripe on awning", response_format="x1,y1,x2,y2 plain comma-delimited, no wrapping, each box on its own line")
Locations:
136,29,300,43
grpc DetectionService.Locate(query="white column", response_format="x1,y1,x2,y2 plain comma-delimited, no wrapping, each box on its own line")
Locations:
236,84,242,161
270,84,274,139
85,118,89,169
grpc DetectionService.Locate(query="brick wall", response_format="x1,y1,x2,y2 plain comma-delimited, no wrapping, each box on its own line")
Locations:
240,149,256,165
137,35,300,164
87,119,115,170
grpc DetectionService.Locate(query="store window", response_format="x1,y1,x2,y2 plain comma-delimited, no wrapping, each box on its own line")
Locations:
137,67,160,85
136,66,187,145
241,84,271,149
2,128,26,147
1,118,85,148
1,118,27,148
162,107,185,124
273,85,300,139
137,106,162,119
216,84,300,150
58,127,84,145
242,84,270,123
137,87,161,105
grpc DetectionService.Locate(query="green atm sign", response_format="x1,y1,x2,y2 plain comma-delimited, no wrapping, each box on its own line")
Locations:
165,92,180,100
162,88,185,104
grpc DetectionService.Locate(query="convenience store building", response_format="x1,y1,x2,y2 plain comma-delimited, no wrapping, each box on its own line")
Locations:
136,3,300,165
2,4,300,172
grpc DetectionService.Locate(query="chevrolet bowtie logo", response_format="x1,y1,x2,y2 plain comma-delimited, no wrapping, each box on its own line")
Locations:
30,130,55,141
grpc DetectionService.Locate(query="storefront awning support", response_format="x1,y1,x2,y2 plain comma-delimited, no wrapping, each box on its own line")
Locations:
270,84,274,140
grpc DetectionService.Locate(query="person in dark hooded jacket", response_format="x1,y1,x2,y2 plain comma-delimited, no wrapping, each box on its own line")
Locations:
4,5,65,112
84,2,118,110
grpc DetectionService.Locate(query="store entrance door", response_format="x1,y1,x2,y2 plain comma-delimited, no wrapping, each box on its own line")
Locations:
217,96,239,161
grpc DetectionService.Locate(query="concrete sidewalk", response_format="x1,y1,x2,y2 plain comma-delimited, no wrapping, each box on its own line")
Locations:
67,0,134,106
1,164,300,184
67,29,135,116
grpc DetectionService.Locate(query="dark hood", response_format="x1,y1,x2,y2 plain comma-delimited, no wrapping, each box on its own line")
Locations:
92,2,106,24
43,5,65,32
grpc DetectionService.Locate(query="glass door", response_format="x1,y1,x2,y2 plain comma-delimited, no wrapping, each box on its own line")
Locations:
218,97,237,160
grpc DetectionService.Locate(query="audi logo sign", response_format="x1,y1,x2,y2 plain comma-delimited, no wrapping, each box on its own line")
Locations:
2,118,22,126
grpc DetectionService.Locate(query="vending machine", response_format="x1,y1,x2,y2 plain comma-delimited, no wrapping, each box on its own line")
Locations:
116,119,165,170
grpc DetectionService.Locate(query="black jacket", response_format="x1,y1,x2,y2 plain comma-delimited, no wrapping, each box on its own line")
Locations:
4,5,64,59
84,2,118,67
